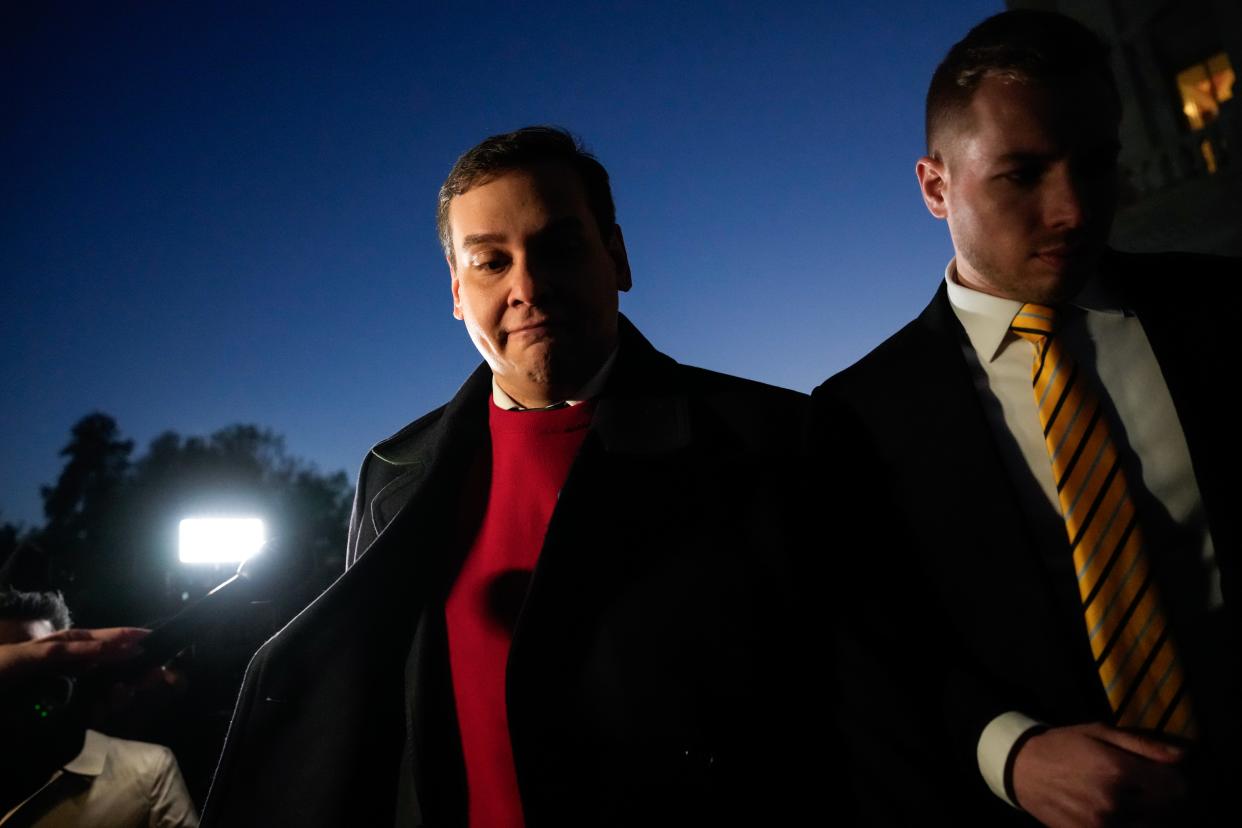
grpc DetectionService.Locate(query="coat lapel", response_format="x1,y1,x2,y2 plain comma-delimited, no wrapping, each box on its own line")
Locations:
588,319,692,455
906,287,1103,703
367,362,493,546
910,286,1053,585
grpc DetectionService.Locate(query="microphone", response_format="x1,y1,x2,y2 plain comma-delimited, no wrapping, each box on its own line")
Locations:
5,539,305,731
110,537,302,680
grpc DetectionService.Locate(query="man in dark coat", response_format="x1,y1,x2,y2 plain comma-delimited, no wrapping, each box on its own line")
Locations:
202,127,822,827
809,11,1240,827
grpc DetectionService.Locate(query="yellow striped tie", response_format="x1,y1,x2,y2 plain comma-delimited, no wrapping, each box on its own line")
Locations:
1010,303,1195,737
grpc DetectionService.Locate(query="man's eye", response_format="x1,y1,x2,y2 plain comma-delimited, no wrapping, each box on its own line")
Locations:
533,231,586,260
543,239,586,264
1002,167,1042,186
472,257,507,273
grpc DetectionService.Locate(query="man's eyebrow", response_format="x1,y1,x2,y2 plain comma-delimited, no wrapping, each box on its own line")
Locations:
995,141,1120,165
461,217,586,248
537,216,586,235
461,233,506,248
995,151,1055,164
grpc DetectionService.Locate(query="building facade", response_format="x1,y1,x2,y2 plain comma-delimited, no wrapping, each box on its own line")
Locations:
1010,0,1241,255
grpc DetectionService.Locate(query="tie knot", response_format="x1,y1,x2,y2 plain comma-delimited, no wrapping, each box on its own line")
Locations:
1011,303,1058,341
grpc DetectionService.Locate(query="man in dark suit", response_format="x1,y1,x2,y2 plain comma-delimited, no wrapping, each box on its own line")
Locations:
810,11,1239,826
202,127,820,826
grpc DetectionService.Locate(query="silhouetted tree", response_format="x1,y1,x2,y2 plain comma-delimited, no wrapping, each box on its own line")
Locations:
41,413,133,526
36,413,133,603
0,519,23,582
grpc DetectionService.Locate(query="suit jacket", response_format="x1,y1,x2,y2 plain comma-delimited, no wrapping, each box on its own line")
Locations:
202,316,827,827
2,730,199,828
808,251,1241,824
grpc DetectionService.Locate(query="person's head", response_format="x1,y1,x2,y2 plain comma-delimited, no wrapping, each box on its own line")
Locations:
0,590,81,761
916,10,1122,303
0,588,71,644
438,126,631,408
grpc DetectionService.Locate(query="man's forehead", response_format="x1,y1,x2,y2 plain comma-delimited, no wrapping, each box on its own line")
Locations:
454,162,588,217
448,164,592,242
455,163,587,211
961,74,1119,151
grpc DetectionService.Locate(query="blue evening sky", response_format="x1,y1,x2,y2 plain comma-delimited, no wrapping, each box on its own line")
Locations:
2,0,1000,526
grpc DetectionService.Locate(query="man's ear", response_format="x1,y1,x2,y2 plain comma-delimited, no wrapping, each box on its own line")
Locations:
916,155,950,220
449,254,464,320
608,225,633,293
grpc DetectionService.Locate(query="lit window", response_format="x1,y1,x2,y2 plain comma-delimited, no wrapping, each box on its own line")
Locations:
1176,51,1234,130
1200,138,1218,174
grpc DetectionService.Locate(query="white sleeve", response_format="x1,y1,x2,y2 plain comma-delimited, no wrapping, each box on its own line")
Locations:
976,710,1044,808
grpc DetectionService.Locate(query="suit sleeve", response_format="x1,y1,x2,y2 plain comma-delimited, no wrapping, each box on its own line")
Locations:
807,380,1020,824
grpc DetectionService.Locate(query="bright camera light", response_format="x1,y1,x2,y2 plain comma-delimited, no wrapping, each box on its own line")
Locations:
179,517,266,564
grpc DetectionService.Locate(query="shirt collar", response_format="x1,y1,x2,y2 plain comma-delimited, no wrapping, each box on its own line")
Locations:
943,258,1129,363
61,729,108,777
491,347,619,411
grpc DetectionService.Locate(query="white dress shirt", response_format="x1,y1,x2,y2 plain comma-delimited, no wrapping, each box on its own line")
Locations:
943,260,1220,808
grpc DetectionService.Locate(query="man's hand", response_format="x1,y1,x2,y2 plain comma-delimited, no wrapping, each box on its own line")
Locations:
1012,722,1186,827
0,627,149,686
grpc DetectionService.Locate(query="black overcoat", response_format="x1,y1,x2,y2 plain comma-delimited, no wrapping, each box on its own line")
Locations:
202,317,830,827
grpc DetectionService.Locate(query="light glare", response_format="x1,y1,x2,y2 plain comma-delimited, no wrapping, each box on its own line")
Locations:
179,517,266,564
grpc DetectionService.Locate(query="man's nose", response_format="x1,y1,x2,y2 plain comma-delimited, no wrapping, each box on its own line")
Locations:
1044,165,1087,230
506,257,549,307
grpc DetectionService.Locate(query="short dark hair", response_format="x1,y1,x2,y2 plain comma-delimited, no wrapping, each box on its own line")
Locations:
436,126,617,263
925,10,1117,153
0,588,71,632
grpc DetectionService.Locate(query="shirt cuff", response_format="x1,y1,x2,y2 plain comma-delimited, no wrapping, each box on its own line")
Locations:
977,711,1044,808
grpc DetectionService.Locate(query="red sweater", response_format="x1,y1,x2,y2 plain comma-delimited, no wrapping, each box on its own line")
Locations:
445,396,595,828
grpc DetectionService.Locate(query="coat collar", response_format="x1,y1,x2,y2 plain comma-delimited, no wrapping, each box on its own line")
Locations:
366,361,491,537
61,729,108,777
365,314,691,539
589,314,691,455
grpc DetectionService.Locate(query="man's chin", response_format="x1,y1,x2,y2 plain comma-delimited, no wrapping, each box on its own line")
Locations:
520,349,608,393
1024,258,1095,303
